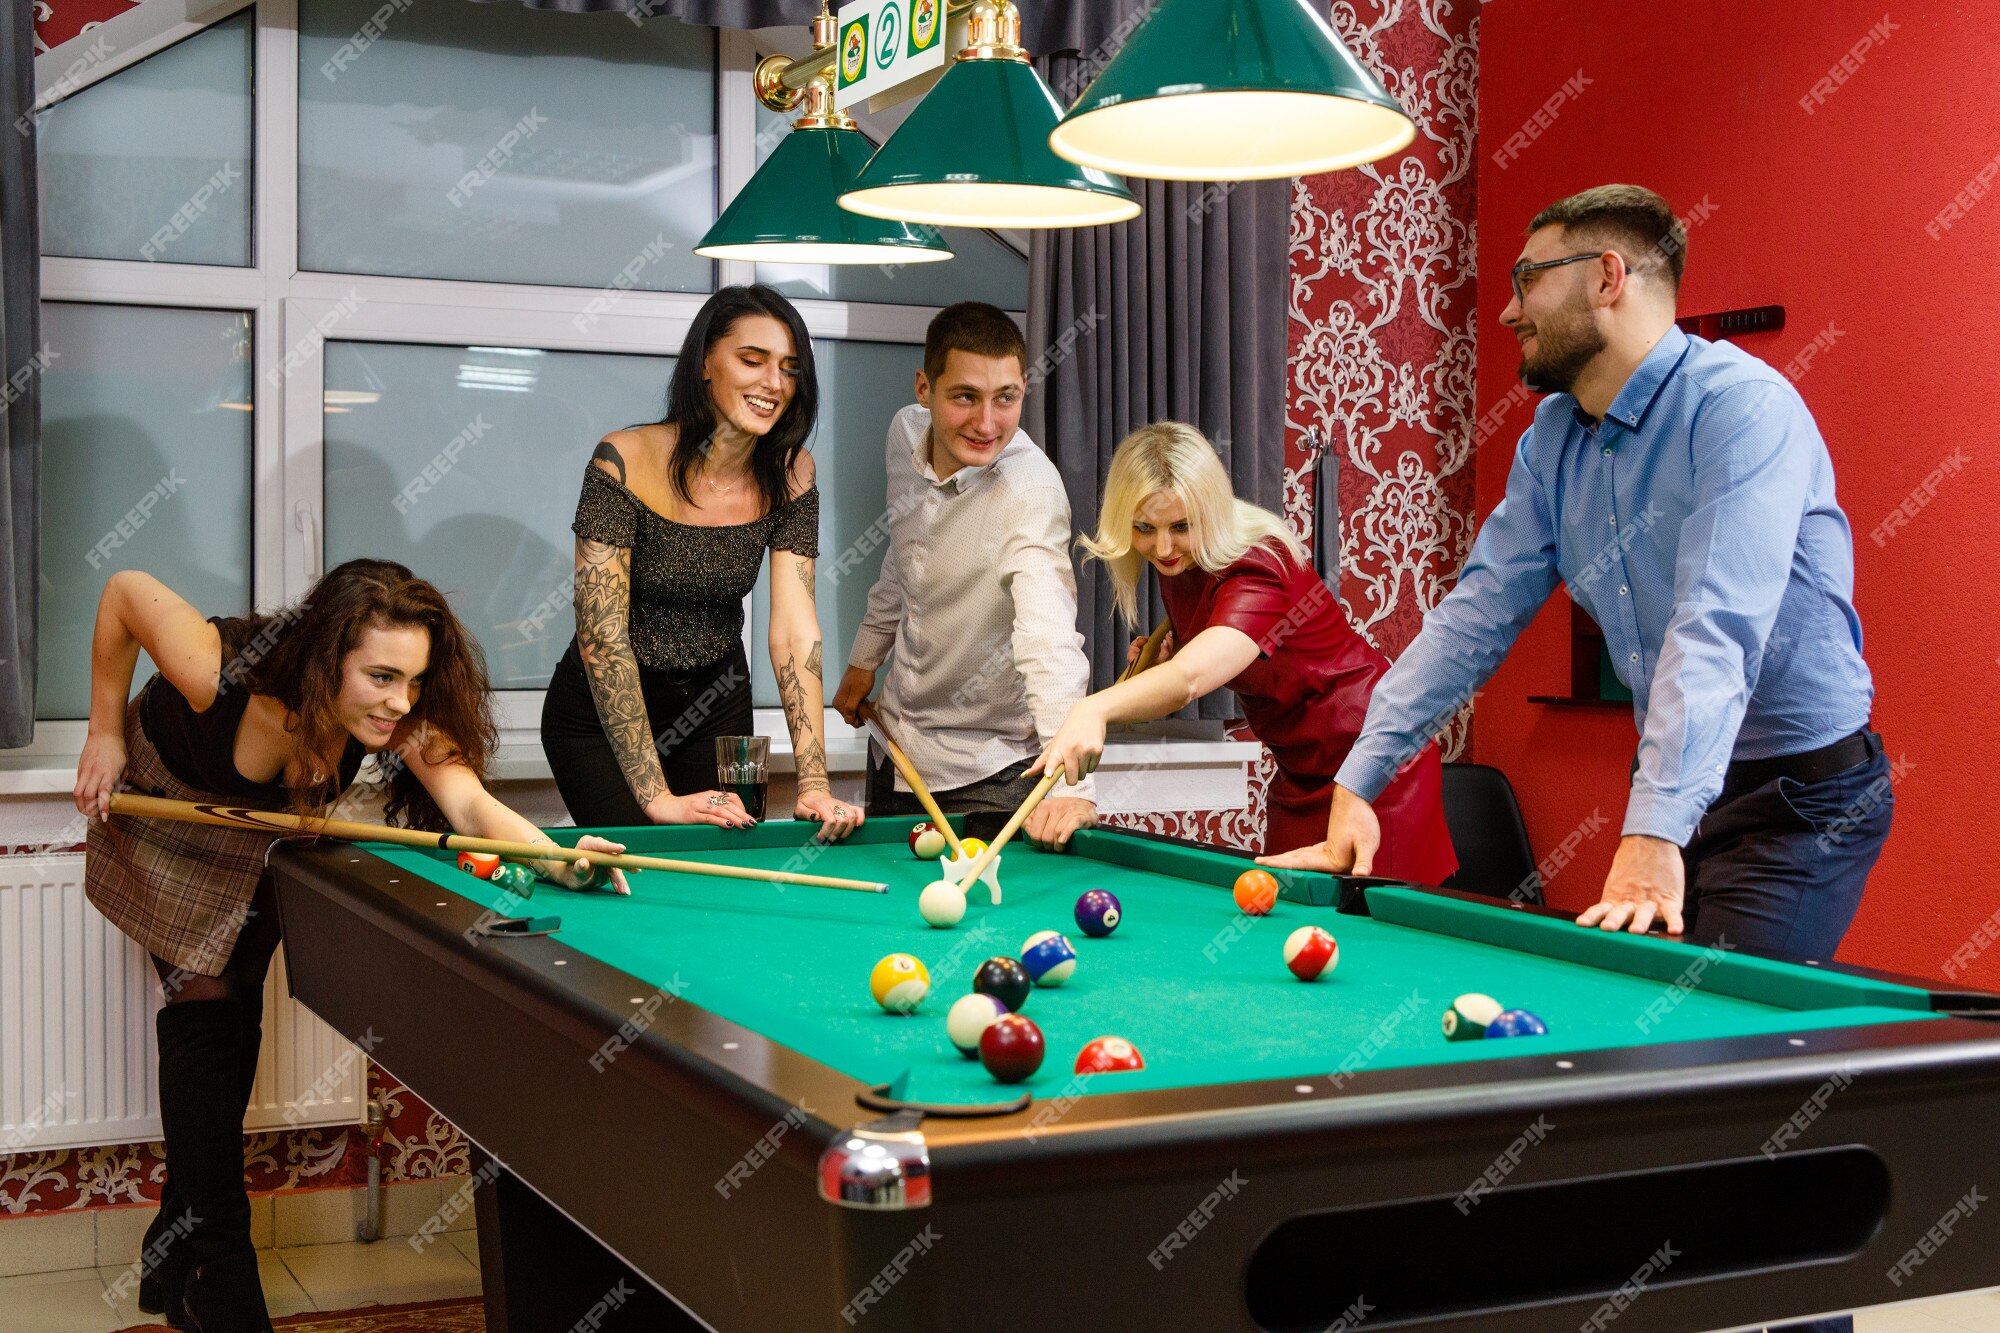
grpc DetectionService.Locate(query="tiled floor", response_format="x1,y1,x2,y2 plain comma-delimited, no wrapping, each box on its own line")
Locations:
0,1245,1992,1332
0,1234,480,1333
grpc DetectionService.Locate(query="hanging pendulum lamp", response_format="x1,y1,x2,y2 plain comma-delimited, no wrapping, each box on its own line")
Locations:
696,4,954,265
1048,0,1417,182
838,0,1140,230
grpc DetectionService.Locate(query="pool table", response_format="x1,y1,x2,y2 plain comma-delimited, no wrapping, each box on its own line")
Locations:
269,817,2000,1333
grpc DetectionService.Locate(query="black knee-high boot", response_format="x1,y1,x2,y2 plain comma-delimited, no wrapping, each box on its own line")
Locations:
141,994,267,1325
155,998,271,1333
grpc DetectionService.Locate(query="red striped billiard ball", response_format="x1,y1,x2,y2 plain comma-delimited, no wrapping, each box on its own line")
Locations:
979,1014,1045,1083
1283,926,1338,980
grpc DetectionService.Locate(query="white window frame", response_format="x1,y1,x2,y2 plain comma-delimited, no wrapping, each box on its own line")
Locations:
24,0,1027,773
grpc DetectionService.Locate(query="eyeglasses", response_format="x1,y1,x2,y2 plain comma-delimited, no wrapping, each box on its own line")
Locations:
1510,252,1606,304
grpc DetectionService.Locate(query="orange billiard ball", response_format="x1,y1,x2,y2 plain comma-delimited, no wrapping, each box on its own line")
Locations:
1233,868,1279,916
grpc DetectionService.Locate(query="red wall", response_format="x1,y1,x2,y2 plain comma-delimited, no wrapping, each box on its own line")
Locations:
1475,1,2000,985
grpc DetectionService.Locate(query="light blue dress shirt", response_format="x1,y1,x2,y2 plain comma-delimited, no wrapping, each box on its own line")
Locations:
1335,326,1875,844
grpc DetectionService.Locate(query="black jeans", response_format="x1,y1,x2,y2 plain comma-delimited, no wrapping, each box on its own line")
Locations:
541,638,754,827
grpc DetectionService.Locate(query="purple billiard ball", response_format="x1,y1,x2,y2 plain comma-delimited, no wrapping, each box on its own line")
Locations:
1484,1008,1549,1039
1074,889,1122,938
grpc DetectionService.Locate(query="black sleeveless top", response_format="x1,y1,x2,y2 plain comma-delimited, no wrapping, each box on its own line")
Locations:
139,616,366,801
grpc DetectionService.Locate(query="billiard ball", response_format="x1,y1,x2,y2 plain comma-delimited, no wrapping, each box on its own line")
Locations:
1020,931,1077,986
1441,993,1504,1042
946,993,1009,1058
489,862,535,895
1233,868,1279,916
869,953,930,1014
972,956,1032,1012
1074,889,1121,937
1484,1008,1549,1039
909,821,948,859
979,1013,1045,1083
457,851,500,879
918,879,967,928
1283,925,1338,980
1074,1036,1145,1074
956,837,989,864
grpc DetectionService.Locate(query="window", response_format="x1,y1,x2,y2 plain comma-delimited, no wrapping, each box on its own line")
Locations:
38,11,254,267
298,0,716,292
322,340,673,689
38,303,255,720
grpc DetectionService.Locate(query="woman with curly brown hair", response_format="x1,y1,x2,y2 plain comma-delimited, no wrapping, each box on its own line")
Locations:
73,558,627,1333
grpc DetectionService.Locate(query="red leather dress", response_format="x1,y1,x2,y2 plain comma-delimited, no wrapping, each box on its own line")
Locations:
1157,543,1459,885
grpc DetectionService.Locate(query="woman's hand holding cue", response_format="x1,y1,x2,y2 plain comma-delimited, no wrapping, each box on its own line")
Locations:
74,732,128,821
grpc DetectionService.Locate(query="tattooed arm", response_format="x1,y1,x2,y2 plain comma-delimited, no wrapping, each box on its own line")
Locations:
573,444,750,829
770,545,856,838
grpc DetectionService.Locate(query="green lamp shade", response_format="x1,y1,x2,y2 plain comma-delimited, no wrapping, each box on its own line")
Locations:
1048,0,1417,182
697,125,954,264
841,59,1140,230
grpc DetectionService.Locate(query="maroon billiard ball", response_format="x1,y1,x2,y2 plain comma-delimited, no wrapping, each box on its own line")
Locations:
908,820,947,859
978,1014,1045,1083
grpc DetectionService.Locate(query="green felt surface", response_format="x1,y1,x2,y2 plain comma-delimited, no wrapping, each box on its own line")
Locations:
362,820,1937,1105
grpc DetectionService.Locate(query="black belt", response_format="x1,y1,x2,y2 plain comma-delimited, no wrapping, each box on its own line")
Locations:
1722,727,1875,799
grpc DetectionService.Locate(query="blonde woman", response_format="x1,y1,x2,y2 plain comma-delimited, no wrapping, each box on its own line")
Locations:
1028,423,1457,883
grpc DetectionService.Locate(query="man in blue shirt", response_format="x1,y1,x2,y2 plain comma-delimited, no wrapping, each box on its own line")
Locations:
1264,185,1890,980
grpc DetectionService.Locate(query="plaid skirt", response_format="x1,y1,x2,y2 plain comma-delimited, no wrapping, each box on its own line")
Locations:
85,691,295,976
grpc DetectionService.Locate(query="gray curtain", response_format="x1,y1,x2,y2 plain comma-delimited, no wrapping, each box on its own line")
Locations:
1026,46,1290,712
0,0,41,746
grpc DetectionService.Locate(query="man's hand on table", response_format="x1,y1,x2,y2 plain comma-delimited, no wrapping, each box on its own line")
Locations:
1026,796,1097,851
1576,834,1686,935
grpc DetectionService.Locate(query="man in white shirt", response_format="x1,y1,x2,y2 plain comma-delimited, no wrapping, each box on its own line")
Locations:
831,303,1099,846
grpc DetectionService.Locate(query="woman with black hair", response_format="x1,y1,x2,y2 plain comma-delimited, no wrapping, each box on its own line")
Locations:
74,559,629,1332
541,284,860,839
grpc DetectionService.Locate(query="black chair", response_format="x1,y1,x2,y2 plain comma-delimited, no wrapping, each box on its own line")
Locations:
1439,762,1542,905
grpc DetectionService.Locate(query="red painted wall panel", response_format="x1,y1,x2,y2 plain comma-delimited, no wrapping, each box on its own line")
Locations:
1476,1,2000,986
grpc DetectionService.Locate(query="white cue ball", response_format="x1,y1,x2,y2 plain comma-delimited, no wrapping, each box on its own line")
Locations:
919,879,968,928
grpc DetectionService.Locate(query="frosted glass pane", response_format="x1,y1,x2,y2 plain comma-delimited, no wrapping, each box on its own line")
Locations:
38,303,255,720
322,341,674,690
38,12,253,266
750,104,1029,308
751,340,922,707
299,0,716,292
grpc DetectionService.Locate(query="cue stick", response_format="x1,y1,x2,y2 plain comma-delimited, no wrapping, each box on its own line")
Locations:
856,701,964,857
945,619,1174,895
947,767,1064,896
106,793,889,894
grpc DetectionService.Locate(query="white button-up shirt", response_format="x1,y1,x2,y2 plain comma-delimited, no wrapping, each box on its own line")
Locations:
844,405,1096,803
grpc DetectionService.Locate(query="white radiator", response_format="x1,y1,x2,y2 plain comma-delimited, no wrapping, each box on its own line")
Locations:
0,854,365,1155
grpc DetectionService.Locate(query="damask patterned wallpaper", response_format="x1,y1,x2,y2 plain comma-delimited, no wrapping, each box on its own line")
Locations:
7,0,1484,1216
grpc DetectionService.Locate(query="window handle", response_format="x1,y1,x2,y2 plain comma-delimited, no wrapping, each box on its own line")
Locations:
293,500,320,583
